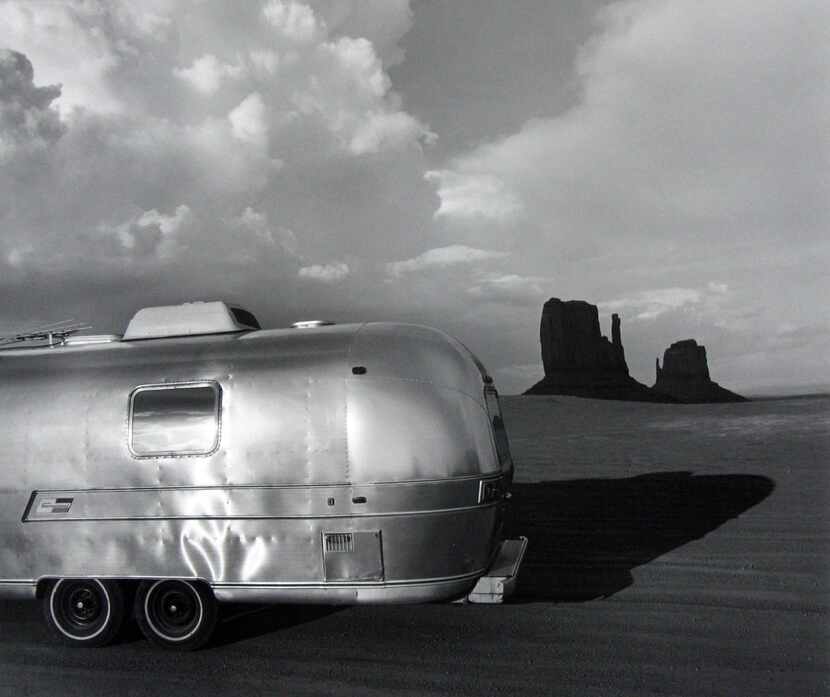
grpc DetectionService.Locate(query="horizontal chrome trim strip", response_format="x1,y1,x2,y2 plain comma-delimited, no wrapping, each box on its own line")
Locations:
21,503,500,523
212,568,485,590
29,472,502,492
215,577,484,605
23,478,506,522
3,570,484,591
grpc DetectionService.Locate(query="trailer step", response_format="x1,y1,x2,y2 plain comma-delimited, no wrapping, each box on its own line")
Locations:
466,536,528,604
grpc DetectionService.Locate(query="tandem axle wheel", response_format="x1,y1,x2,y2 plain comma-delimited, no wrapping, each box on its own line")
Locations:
41,578,218,650
135,579,217,650
43,578,125,647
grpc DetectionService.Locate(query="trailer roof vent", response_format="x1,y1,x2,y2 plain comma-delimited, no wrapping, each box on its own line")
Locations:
123,301,260,341
291,320,335,329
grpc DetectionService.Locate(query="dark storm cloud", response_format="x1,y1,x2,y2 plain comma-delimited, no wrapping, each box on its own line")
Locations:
0,50,64,157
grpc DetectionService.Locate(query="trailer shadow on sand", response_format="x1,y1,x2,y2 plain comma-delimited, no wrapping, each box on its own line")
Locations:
208,471,775,643
507,471,775,602
211,604,342,647
211,471,775,643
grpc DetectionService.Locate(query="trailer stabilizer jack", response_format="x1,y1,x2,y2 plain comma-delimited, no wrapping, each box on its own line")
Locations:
466,536,528,604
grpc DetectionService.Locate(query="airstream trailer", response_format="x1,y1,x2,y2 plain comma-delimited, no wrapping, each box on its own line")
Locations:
0,301,525,649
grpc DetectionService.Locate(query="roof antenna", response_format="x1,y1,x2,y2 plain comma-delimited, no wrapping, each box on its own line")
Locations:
0,319,92,349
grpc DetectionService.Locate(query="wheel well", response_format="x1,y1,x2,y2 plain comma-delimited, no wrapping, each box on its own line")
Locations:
35,578,52,599
36,577,143,600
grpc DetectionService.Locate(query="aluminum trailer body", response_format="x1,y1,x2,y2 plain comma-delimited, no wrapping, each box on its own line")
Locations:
0,310,515,622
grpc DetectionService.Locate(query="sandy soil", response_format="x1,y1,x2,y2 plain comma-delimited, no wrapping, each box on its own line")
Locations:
1,395,827,696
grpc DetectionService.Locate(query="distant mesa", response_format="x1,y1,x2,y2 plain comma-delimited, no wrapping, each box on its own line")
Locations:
524,298,674,402
524,298,748,403
652,339,747,403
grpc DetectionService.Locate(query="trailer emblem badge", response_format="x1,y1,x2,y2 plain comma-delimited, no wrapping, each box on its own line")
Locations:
38,497,73,514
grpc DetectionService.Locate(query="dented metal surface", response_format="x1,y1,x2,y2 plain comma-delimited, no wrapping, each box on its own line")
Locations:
0,321,513,603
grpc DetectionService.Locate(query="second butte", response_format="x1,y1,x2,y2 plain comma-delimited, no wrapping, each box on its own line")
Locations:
653,339,746,403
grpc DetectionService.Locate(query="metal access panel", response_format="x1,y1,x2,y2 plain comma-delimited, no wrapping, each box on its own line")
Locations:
322,531,384,582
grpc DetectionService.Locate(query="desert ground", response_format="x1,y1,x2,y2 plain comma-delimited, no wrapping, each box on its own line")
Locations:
1,394,827,696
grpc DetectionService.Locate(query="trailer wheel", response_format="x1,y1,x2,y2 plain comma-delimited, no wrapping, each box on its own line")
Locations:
135,580,217,650
43,578,125,647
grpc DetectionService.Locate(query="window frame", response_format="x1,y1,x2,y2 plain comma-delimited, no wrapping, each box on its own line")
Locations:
128,380,222,458
484,385,512,471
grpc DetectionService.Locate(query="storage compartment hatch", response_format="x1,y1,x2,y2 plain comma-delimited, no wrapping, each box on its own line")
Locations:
323,531,384,582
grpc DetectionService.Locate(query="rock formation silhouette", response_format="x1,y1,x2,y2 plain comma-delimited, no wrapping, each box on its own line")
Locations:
653,339,746,403
525,298,673,401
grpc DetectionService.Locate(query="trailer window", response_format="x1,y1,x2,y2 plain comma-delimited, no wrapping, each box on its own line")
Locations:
129,382,221,457
484,387,512,471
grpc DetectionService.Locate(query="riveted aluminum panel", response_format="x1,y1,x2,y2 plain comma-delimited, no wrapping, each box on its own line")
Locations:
347,323,487,403
347,378,498,482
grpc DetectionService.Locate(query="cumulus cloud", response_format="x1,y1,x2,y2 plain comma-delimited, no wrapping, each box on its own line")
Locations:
599,282,737,322
0,50,64,160
426,169,523,222
600,287,704,320
287,34,435,154
229,92,269,148
0,0,437,334
1,1,432,154
436,0,828,254
174,54,243,95
233,207,298,254
466,274,547,305
349,109,432,155
315,0,413,66
0,1,174,115
386,245,509,277
264,0,323,42
298,261,350,282
100,205,193,260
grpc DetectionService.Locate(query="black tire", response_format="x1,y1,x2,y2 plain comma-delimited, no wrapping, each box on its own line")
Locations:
135,579,217,650
43,578,125,647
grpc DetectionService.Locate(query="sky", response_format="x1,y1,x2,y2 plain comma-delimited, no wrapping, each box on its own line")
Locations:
0,0,827,394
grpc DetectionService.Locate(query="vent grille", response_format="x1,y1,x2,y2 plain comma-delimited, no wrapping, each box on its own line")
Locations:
324,532,354,553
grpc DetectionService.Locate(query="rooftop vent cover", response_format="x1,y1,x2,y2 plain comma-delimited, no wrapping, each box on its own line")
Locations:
123,301,260,341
